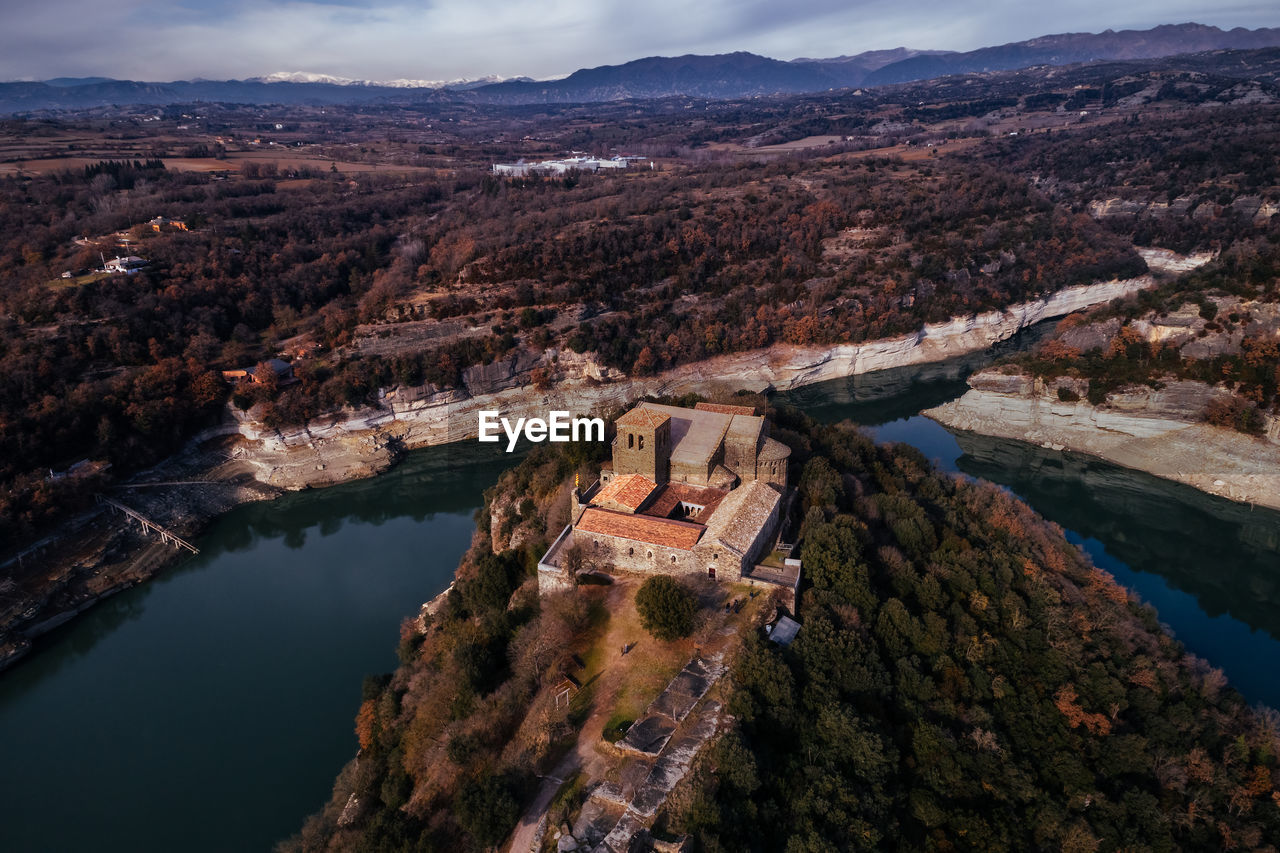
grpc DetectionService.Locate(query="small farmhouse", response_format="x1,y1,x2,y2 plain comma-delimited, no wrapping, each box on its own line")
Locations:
539,402,798,599
104,255,148,274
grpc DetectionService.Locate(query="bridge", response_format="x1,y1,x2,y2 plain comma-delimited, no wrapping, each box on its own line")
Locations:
96,495,199,554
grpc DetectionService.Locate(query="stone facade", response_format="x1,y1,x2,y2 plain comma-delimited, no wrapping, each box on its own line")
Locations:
613,407,671,484
539,402,797,597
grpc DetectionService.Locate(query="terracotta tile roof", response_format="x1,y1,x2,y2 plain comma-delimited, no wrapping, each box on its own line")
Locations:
641,483,728,521
616,407,671,429
576,508,704,550
695,402,757,416
591,473,658,512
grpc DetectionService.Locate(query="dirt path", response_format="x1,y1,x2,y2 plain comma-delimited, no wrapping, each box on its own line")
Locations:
507,583,637,853
506,582,766,853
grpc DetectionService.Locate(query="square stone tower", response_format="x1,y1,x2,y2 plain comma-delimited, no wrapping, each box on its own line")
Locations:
613,407,671,484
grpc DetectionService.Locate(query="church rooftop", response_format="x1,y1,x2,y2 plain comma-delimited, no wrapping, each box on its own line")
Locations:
591,473,658,512
576,507,704,551
637,402,733,475
616,407,670,429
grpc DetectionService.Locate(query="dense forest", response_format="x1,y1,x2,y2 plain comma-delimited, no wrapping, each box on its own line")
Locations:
285,411,1280,851
978,106,1280,253
0,139,1144,545
672,415,1280,851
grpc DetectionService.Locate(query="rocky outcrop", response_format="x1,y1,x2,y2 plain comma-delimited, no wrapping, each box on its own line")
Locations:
234,276,1163,490
927,369,1280,510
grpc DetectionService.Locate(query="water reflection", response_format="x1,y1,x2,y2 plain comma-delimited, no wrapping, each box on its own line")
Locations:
0,440,516,853
778,322,1056,427
954,432,1280,641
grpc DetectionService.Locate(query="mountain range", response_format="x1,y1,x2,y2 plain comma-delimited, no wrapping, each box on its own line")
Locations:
2,22,1278,114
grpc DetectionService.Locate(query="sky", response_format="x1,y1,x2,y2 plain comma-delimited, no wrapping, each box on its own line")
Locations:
3,0,1278,83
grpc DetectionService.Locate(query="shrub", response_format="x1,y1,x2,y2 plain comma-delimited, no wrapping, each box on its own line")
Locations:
455,772,522,848
635,575,697,641
1057,386,1081,402
1204,395,1265,435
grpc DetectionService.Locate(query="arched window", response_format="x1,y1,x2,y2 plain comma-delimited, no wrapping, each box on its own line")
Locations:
628,547,634,556
638,435,645,450
647,550,653,559
628,432,634,449
671,555,677,564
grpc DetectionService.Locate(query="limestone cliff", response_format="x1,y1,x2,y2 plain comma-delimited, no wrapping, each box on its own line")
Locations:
234,275,1160,490
926,369,1280,510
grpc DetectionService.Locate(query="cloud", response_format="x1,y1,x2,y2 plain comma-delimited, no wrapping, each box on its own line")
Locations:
1,0,1277,82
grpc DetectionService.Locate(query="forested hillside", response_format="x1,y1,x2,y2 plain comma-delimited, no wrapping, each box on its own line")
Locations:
675,416,1280,852
0,148,1141,544
285,410,1280,851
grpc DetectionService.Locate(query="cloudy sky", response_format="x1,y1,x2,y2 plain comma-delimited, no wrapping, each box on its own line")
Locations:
3,0,1278,83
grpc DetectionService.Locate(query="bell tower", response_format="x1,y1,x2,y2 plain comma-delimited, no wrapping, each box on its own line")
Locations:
612,406,670,484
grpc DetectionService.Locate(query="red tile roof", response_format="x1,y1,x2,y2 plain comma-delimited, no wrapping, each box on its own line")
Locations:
591,473,658,511
695,402,757,416
641,483,728,521
576,508,704,550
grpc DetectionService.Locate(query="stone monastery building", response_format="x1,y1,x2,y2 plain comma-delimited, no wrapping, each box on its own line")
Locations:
539,402,798,596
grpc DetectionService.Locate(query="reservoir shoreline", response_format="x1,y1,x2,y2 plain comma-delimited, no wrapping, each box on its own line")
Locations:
0,274,1156,672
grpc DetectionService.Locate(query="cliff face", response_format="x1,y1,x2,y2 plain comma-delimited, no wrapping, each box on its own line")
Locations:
234,276,1157,489
926,369,1280,510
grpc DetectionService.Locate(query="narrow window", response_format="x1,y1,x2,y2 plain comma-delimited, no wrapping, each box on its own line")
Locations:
638,435,645,450
708,567,716,579
671,555,677,564
628,547,634,556
628,432,634,449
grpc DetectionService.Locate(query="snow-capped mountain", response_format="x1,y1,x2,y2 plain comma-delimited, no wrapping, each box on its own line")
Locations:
254,71,516,89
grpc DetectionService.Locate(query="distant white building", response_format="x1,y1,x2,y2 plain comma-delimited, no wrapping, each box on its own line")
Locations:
492,156,630,177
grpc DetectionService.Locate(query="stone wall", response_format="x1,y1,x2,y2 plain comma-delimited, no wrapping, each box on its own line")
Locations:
583,532,712,580
234,274,1168,491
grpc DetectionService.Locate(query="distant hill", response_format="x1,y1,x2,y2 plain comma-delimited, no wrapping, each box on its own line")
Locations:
864,22,1280,85
793,47,955,74
465,52,852,104
465,22,1280,104
4,22,1280,114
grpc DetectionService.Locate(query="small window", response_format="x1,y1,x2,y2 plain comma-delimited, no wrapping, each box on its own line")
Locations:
671,555,677,564
638,435,645,450
712,552,718,560
628,547,634,556
647,550,653,559
708,567,716,579
628,433,634,449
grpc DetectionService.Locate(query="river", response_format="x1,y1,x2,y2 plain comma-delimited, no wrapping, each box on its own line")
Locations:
3,331,1279,851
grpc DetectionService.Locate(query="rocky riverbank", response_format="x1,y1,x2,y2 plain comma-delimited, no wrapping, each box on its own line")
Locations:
0,438,281,672
234,274,1159,490
925,368,1280,510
